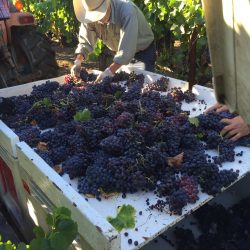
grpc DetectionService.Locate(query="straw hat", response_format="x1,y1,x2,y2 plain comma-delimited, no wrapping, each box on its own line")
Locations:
73,0,110,23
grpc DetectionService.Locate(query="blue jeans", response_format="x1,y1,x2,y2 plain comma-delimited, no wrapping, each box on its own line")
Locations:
134,42,156,72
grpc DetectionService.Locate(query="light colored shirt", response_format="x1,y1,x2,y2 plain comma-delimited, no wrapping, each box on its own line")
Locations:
75,0,154,65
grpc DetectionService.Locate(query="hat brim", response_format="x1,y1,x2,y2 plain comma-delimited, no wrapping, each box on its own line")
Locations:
73,0,110,23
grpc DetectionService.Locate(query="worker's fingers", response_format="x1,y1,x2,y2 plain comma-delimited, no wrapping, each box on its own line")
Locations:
204,105,220,114
204,106,215,114
94,77,101,83
220,124,234,136
220,118,231,124
230,133,242,142
216,105,229,113
205,103,227,114
224,128,238,138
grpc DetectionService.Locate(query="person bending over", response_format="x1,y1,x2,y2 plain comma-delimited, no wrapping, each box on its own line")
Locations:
71,0,156,81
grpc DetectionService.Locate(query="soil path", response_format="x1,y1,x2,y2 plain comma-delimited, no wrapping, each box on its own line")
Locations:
52,44,75,77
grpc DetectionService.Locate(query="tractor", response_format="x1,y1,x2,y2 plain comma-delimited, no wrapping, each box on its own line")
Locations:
0,0,58,88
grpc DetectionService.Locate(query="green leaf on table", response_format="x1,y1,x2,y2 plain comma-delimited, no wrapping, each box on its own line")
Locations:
196,132,204,139
74,109,91,122
107,204,136,232
188,117,199,127
31,98,52,110
114,90,123,99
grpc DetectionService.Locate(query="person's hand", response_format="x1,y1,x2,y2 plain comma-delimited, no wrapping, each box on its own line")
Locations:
70,58,82,78
220,115,250,141
95,68,114,83
205,102,229,113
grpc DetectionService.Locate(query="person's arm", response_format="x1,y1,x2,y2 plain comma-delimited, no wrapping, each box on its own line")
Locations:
113,6,138,65
94,62,122,82
75,23,97,59
71,23,97,77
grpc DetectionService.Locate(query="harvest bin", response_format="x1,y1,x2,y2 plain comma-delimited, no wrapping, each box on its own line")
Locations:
0,120,34,241
202,0,250,123
0,67,250,249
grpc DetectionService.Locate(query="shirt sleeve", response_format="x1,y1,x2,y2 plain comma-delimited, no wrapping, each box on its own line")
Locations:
75,23,97,59
113,6,138,65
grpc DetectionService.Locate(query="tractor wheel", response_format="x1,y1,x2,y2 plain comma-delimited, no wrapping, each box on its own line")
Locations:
11,26,58,82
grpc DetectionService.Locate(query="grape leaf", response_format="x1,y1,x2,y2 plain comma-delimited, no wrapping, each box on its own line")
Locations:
114,90,123,99
46,213,54,226
33,226,45,239
107,204,136,232
56,219,78,245
29,238,51,250
31,98,52,109
54,207,71,219
74,109,91,122
196,132,204,139
188,117,199,127
49,233,68,250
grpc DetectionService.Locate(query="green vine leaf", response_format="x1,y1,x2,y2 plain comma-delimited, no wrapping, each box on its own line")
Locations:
46,214,54,227
29,238,51,250
56,219,78,246
33,226,45,239
74,109,91,122
114,90,123,99
188,117,199,127
107,204,136,232
196,132,204,139
49,233,68,250
31,98,52,110
54,207,71,219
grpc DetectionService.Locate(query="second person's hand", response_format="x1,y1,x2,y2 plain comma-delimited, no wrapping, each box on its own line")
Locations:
205,102,229,114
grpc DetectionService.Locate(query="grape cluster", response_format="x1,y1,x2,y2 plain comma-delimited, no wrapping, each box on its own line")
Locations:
62,153,92,179
1,70,246,216
15,125,41,147
213,139,235,164
143,77,169,92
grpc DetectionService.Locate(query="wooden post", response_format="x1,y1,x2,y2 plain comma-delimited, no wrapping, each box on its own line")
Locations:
188,26,198,90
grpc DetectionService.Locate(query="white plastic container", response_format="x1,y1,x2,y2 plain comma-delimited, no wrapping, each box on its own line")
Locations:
0,68,249,249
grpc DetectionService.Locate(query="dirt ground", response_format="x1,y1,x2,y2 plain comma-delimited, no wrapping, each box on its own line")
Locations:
52,43,212,88
52,43,106,77
51,44,75,77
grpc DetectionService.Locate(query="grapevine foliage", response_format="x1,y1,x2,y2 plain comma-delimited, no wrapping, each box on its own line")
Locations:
0,207,77,250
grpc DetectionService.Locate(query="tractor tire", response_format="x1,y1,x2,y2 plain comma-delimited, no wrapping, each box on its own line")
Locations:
0,46,18,88
11,26,58,82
